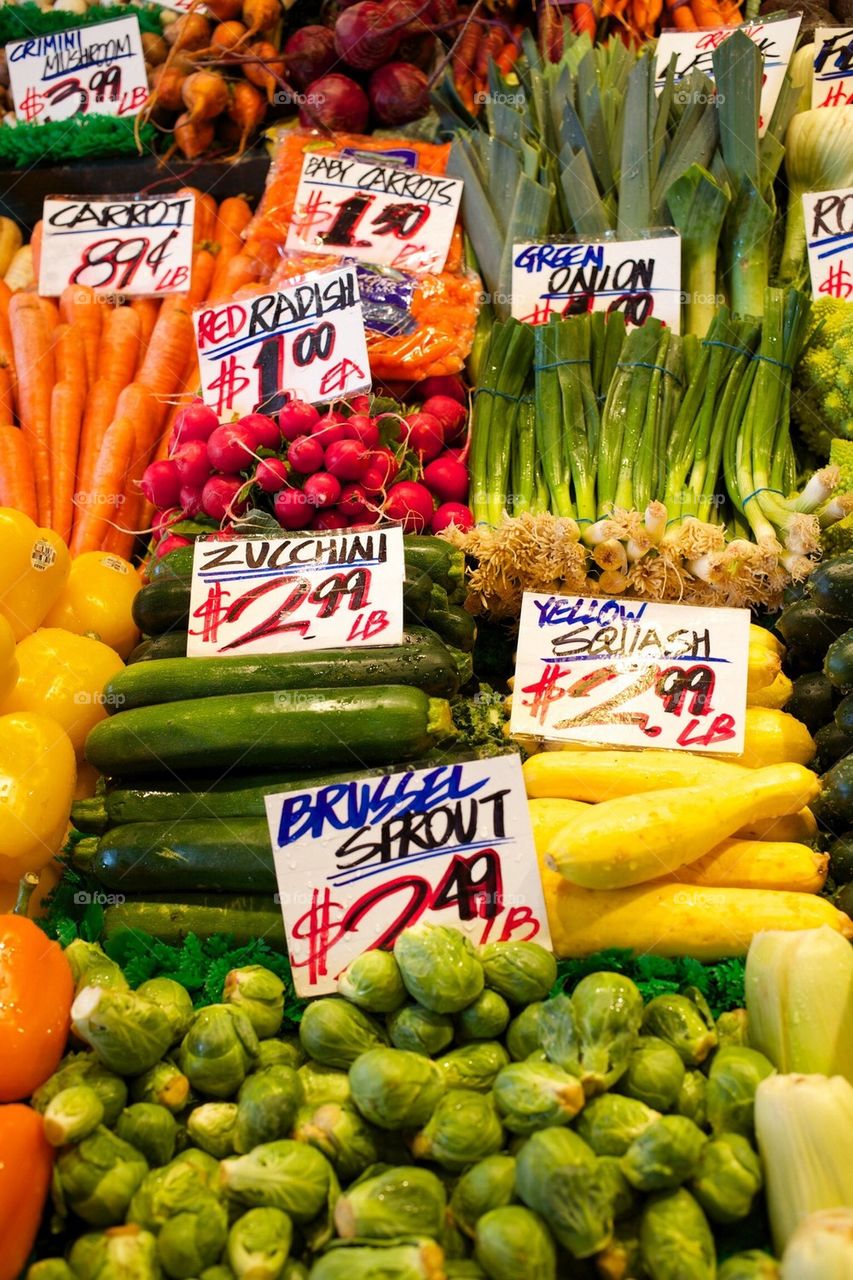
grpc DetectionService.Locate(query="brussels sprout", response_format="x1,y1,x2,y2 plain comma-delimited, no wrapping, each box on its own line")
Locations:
293,1101,380,1182
540,974,643,1096
115,1104,178,1166
299,999,387,1069
435,1043,509,1093
621,1036,686,1113
475,1205,557,1280
257,1036,305,1071
515,1127,613,1258
676,1071,707,1128
179,1005,259,1099
348,1047,444,1129
68,1225,160,1279
717,1251,780,1279
157,1200,229,1280
70,986,174,1077
574,1094,660,1157
128,1151,219,1232
220,1140,334,1223
706,1046,775,1140
136,979,195,1045
309,1241,446,1280
187,1101,239,1159
33,1053,128,1127
43,1085,104,1146
455,990,511,1042
445,1264,486,1278
639,1188,715,1279
689,1133,762,1224
281,1265,310,1280
227,1206,293,1279
337,950,407,1014
335,1166,447,1240
298,1061,352,1106
202,1271,237,1280
716,1008,749,1049
594,1216,644,1280
411,1089,504,1170
388,1004,455,1057
24,1263,75,1280
394,924,485,1013
480,942,556,1002
130,1062,190,1115
449,1156,517,1238
55,1127,149,1226
64,940,129,994
223,966,286,1039
492,1060,584,1133
598,1156,637,1221
641,995,717,1068
621,1115,707,1192
505,1003,545,1062
235,1066,304,1153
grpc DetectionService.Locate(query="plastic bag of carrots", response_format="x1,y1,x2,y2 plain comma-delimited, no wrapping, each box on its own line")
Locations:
246,129,482,382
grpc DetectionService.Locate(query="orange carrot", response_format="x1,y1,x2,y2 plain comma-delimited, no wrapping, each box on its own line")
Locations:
39,297,59,328
0,425,37,520
206,251,263,304
70,416,136,555
30,222,43,285
137,301,195,429
53,323,87,390
59,285,102,386
9,293,54,525
49,380,85,543
186,247,217,307
666,0,698,28
209,196,253,297
95,305,141,387
130,298,160,366
0,281,16,401
0,362,15,427
75,378,122,507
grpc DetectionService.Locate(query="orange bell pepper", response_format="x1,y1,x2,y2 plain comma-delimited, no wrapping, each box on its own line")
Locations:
0,1104,54,1280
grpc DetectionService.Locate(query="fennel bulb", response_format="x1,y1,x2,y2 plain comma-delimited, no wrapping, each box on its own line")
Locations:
781,1208,853,1279
780,107,853,285
787,44,814,116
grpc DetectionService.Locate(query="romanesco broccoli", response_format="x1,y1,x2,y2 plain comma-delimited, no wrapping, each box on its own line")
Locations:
792,298,853,456
823,440,853,555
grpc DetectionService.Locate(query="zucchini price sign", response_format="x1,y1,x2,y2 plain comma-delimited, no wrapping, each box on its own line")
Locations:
186,527,405,658
812,27,853,107
510,594,750,753
803,187,853,300
264,755,551,997
193,265,371,420
38,194,195,297
285,154,464,276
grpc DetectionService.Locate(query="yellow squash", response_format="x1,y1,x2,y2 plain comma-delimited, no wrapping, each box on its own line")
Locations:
750,625,785,657
747,671,793,711
732,707,816,769
736,808,818,843
524,749,748,802
747,644,782,694
666,839,828,894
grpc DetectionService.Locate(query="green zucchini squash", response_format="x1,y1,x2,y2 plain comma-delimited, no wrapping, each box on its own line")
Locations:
127,632,190,664
102,896,286,949
426,603,477,652
132,577,191,636
90,819,275,895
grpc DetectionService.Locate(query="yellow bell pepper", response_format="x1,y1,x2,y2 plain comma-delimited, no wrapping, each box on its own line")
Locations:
44,551,141,660
0,509,70,641
2,628,124,755
0,712,76,883
0,616,17,705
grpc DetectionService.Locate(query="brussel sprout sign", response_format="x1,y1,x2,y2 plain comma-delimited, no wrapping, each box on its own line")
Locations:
264,755,551,996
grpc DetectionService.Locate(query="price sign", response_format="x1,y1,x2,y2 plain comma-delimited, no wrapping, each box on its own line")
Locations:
510,594,749,753
38,194,195,297
813,27,853,106
187,527,404,658
803,188,853,300
511,234,682,331
285,153,464,275
7,16,149,124
654,14,801,137
194,265,371,420
265,755,551,997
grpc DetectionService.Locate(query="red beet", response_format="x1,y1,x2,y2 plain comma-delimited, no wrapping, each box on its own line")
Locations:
300,73,370,131
383,479,434,532
432,501,473,533
369,61,429,126
283,25,337,91
334,2,400,70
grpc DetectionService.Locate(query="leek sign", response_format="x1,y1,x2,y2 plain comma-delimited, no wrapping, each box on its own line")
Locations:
812,27,853,107
510,593,750,753
803,188,853,301
264,755,551,996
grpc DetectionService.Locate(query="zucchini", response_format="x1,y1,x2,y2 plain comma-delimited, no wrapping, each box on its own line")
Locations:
85,686,454,776
813,721,853,772
828,835,853,886
146,547,194,581
403,536,465,600
102,896,286,949
132,577,191,636
90,819,275,894
785,672,835,734
825,627,853,691
426,603,477,652
72,796,109,834
775,599,849,661
127,632,190,664
808,554,853,619
813,755,853,827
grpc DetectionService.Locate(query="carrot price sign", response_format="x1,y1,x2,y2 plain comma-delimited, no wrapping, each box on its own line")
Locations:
510,593,749,753
38,194,195,297
812,27,853,107
7,16,149,124
803,188,853,300
285,154,464,276
264,755,550,997
186,527,404,658
193,265,371,420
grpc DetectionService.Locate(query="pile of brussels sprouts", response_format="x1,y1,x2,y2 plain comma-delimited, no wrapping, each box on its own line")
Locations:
27,924,781,1280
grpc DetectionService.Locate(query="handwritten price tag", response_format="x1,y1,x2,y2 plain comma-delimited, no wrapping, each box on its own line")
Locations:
194,265,371,420
7,16,149,124
803,187,853,300
38,194,195,297
812,27,853,106
265,755,551,997
285,154,464,276
186,528,404,658
511,234,681,331
510,594,749,754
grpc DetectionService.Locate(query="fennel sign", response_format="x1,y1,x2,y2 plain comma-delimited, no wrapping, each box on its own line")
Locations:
812,28,853,107
510,593,750,754
510,235,682,331
803,188,853,301
264,755,551,997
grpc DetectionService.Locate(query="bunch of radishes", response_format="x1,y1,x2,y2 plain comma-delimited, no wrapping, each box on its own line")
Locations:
142,383,473,554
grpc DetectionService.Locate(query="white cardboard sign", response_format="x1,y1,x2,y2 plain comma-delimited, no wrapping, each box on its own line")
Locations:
38,194,195,297
803,187,853,300
186,528,404,658
193,265,371,421
285,154,464,276
265,754,552,997
7,16,149,124
511,234,682,331
510,593,750,753
812,27,853,107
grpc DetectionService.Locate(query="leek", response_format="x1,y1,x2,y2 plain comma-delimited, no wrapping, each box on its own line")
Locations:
780,107,853,286
781,1209,853,1280
666,162,730,337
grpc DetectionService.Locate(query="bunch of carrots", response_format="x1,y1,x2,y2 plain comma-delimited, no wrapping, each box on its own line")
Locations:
0,187,261,559
451,10,524,114
538,0,742,58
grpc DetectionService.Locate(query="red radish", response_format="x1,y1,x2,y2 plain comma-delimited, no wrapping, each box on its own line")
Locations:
287,435,325,474
423,454,469,503
239,413,281,449
422,394,466,441
255,457,290,493
274,487,312,530
321,410,350,425
432,502,474,533
156,533,193,557
207,424,256,472
203,475,248,521
304,472,342,508
173,400,219,445
325,438,369,482
311,417,350,448
279,400,320,441
153,507,182,540
334,2,401,70
314,509,349,530
182,69,229,121
349,394,371,413
284,26,337,90
179,485,205,518
142,460,182,510
300,73,369,132
338,484,372,521
369,62,429,125
346,414,379,449
383,480,434,532
175,440,213,488
362,447,399,491
418,375,466,404
403,412,445,460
